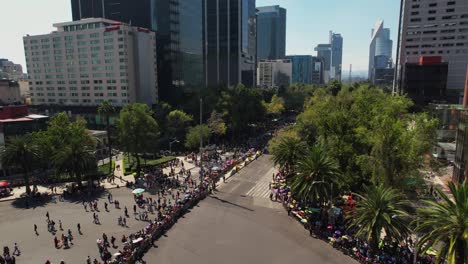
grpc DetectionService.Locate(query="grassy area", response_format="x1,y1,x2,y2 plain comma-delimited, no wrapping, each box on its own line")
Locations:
122,154,176,174
97,160,115,176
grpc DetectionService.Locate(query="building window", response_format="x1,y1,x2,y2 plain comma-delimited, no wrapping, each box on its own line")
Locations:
411,18,422,22
447,9,455,13
90,33,99,38
447,1,456,5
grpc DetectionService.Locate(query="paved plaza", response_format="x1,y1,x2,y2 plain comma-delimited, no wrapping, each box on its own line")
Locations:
0,155,356,263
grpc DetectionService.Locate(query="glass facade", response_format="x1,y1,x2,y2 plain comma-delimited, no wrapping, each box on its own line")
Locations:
330,32,343,82
71,0,205,107
286,55,313,84
369,20,393,83
205,0,256,88
257,5,286,60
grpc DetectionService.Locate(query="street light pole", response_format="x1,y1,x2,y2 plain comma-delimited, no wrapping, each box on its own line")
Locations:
169,139,179,154
199,98,203,184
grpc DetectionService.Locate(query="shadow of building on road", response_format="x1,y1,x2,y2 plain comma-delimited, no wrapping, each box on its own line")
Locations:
209,195,255,212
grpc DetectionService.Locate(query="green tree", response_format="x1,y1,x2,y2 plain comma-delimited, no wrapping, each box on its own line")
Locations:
185,125,211,149
263,94,285,115
207,110,227,137
348,185,411,251
326,80,342,96
279,83,315,111
289,145,340,203
52,118,97,186
414,182,468,264
1,135,40,195
270,137,307,175
117,104,159,178
98,100,115,175
166,109,193,139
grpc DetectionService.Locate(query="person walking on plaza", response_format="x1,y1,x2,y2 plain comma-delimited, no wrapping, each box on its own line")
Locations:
59,220,63,230
77,223,81,234
12,243,20,256
86,256,91,264
104,202,108,212
124,206,128,217
34,224,38,235
46,211,49,221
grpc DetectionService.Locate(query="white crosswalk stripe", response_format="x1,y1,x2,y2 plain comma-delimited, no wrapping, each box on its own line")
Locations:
245,181,271,198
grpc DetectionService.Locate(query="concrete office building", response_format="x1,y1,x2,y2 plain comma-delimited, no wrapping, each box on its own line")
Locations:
0,59,26,81
398,0,468,102
257,59,292,89
205,0,257,88
0,80,22,104
71,0,204,107
369,20,393,83
311,57,324,84
24,18,157,107
330,31,343,82
257,5,286,60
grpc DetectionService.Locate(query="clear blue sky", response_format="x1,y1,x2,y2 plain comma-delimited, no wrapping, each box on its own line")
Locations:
1,0,399,76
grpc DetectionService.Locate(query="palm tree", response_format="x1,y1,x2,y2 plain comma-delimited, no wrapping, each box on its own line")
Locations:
98,101,115,175
414,182,467,264
1,136,39,195
348,185,411,251
289,145,340,203
271,137,307,175
52,133,96,187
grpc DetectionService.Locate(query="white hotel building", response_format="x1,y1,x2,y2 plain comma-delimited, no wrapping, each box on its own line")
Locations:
257,59,292,90
24,18,157,107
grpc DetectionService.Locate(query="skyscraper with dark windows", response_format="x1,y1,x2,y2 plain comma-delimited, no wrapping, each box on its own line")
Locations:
71,0,204,107
257,5,286,60
330,31,343,82
369,20,393,84
204,0,257,88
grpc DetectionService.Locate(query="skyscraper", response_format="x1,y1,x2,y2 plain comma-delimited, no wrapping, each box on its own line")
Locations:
330,31,343,82
204,0,257,88
257,5,286,60
369,20,393,83
257,59,292,89
314,44,331,83
71,0,204,107
397,0,468,102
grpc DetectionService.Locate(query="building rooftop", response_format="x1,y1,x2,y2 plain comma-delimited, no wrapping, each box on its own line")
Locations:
53,18,122,28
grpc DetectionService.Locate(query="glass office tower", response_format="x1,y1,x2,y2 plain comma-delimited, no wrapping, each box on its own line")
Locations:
257,5,286,60
71,0,204,106
205,0,257,88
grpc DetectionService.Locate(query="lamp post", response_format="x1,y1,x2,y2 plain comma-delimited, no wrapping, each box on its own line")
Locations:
169,139,179,154
199,98,204,185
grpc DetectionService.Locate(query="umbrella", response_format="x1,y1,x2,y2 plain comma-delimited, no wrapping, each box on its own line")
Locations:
211,166,221,171
132,188,145,195
132,237,144,243
113,252,122,256
301,219,308,223
0,181,10,187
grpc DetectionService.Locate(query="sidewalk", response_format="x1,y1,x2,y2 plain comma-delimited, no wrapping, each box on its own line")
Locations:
421,165,454,201
0,156,191,202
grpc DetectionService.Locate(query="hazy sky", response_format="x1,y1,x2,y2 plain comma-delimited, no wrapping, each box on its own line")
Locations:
1,0,399,75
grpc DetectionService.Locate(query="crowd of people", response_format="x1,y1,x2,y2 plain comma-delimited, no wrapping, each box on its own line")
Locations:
270,171,439,264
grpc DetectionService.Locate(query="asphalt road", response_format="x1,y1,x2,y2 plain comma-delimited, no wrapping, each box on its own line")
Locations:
145,155,357,264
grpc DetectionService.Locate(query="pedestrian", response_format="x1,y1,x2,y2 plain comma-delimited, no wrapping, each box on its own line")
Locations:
77,223,81,234
124,206,128,217
54,236,59,248
111,236,116,247
34,224,38,235
12,243,20,256
86,256,91,264
104,202,108,211
123,217,126,227
133,204,137,214
59,220,63,230
46,211,50,221
84,203,87,211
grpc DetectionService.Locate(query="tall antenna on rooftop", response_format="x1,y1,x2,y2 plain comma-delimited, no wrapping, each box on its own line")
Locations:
349,64,352,83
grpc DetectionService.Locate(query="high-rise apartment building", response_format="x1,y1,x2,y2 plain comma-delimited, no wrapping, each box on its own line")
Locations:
205,0,257,88
369,20,393,83
257,59,292,89
24,18,157,107
71,0,204,107
330,31,343,82
398,0,468,102
257,5,286,60
315,44,331,83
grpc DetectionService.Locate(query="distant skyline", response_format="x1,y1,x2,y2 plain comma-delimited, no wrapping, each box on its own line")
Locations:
1,0,399,77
